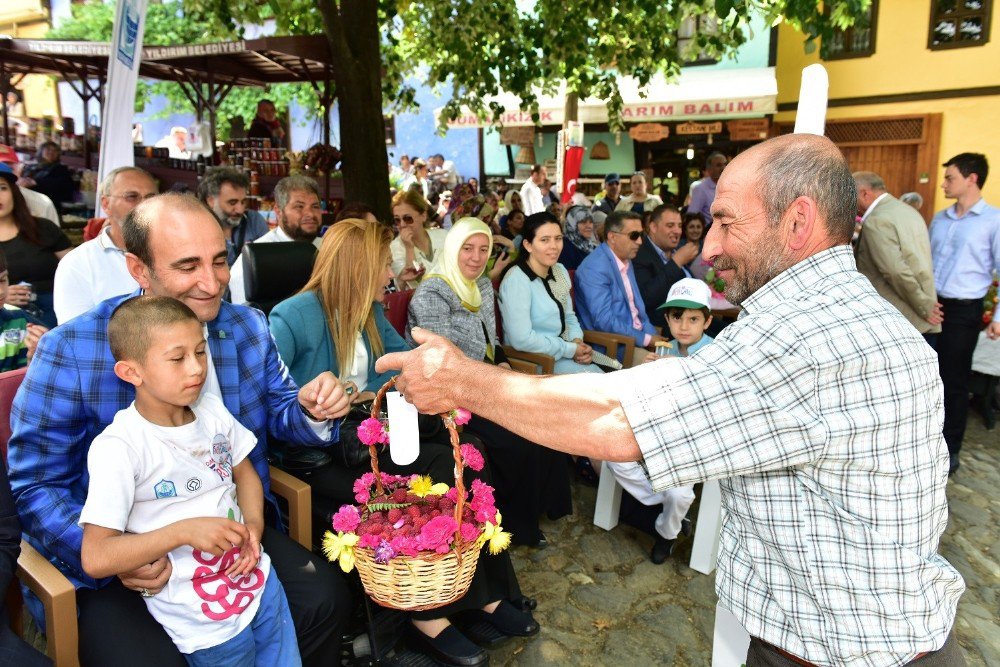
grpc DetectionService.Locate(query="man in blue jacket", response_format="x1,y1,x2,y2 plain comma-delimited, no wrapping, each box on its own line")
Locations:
8,193,353,667
574,211,668,364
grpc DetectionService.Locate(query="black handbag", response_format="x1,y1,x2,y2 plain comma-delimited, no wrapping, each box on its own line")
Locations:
337,400,443,469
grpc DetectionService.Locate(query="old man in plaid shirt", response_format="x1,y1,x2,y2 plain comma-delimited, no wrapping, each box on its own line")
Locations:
8,193,354,667
380,134,965,667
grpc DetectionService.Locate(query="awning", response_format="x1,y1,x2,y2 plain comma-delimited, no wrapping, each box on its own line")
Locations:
441,66,777,129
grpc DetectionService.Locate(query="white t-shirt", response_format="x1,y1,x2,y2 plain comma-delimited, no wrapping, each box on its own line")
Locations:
53,226,139,323
520,180,545,216
79,393,271,654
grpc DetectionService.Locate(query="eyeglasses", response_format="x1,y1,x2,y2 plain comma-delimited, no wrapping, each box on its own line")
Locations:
393,214,416,226
610,230,643,241
109,192,156,204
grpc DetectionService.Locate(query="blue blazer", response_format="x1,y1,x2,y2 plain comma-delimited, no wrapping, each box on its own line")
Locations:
8,291,336,593
269,291,409,390
574,243,657,347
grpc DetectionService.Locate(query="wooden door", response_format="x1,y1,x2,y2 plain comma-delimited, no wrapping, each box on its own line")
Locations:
777,114,942,221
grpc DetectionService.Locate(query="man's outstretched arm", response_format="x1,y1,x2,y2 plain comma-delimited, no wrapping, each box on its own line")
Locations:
376,327,642,462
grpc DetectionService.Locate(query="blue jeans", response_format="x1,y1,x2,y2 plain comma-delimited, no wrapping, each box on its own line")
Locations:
185,570,301,667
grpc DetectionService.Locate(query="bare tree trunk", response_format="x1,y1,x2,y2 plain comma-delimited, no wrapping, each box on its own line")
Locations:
319,0,391,223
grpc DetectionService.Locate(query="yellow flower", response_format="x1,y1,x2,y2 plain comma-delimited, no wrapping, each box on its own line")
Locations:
322,531,359,573
479,515,511,555
409,475,450,498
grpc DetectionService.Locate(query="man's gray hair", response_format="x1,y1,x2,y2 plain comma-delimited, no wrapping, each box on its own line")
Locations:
273,175,320,211
604,210,642,235
852,171,886,193
198,166,250,202
900,192,924,209
99,166,154,198
121,193,213,269
758,139,857,244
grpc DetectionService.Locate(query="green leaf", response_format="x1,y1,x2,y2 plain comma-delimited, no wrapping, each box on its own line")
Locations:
715,0,734,19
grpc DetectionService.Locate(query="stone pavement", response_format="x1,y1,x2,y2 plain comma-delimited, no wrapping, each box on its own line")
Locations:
491,419,1000,666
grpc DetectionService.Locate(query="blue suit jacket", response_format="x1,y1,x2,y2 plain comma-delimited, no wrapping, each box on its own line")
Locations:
8,291,338,592
574,243,657,348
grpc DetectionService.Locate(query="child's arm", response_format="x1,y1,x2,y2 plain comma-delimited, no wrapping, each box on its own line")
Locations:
228,459,264,577
81,517,250,580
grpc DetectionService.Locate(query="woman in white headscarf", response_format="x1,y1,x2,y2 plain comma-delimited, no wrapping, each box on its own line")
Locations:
407,218,573,549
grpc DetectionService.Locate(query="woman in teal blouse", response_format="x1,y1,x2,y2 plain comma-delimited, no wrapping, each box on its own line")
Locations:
269,218,538,665
499,212,603,376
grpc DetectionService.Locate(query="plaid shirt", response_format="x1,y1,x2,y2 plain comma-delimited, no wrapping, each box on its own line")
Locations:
616,246,964,666
8,292,338,593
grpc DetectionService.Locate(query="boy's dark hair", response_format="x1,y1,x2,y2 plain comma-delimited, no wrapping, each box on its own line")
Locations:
665,306,710,320
0,247,7,274
943,153,989,189
108,296,199,363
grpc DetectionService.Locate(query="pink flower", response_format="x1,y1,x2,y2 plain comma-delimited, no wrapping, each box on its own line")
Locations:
446,487,466,503
460,522,481,543
357,418,388,446
359,534,380,549
389,535,420,557
460,444,485,472
451,408,472,426
332,505,361,533
353,473,376,503
416,516,458,552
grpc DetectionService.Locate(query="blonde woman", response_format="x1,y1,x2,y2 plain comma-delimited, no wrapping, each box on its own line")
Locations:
390,189,447,289
269,218,538,666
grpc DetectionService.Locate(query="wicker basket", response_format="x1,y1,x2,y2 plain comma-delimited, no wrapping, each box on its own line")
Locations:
352,377,479,611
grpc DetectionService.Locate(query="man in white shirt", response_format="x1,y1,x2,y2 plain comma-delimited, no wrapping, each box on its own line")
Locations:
0,145,59,225
428,154,458,189
520,163,547,216
53,167,158,323
229,175,323,305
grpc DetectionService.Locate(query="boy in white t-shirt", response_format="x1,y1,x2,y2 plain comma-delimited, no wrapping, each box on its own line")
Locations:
79,295,300,666
606,278,715,564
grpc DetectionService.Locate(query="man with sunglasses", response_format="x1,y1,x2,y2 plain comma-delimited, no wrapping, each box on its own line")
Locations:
574,211,669,365
53,166,158,323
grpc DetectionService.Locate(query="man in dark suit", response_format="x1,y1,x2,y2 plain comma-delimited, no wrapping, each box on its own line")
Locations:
633,204,700,327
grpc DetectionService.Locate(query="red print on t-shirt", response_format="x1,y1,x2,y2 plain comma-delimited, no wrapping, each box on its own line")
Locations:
191,547,265,621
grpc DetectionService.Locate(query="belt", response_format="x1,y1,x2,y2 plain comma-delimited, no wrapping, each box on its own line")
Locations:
759,641,929,666
939,296,983,304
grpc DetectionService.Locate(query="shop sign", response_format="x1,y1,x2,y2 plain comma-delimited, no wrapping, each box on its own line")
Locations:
676,121,723,135
727,119,770,141
144,41,246,60
25,40,110,57
500,126,536,146
628,123,670,142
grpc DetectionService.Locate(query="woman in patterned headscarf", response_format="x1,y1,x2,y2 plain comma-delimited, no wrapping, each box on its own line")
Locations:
558,205,599,270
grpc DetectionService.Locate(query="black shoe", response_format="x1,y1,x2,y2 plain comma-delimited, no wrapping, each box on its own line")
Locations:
535,531,548,549
948,454,960,476
512,595,537,611
651,536,676,564
680,518,693,537
465,601,540,638
408,624,488,667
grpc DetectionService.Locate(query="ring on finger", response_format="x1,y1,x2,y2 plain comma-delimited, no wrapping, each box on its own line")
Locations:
140,587,154,598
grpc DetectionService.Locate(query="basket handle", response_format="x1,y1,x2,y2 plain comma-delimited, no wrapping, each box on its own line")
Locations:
369,377,467,547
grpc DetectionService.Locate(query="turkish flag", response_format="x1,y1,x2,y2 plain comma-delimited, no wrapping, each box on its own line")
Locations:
561,145,584,204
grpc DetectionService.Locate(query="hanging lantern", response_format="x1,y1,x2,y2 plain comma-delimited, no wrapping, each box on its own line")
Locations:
590,140,610,160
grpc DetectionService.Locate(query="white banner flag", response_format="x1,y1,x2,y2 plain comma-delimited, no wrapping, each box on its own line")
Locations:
96,0,147,215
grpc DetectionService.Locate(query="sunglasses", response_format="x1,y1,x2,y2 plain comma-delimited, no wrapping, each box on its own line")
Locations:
610,230,643,241
393,214,417,225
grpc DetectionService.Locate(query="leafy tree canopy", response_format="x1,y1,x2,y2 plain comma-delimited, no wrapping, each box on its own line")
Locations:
46,0,319,136
184,0,870,132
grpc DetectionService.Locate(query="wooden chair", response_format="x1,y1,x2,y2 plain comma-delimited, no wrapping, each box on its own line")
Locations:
0,367,311,666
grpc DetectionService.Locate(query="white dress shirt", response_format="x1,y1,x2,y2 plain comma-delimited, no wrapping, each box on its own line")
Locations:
520,179,545,216
53,226,139,323
21,187,60,226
